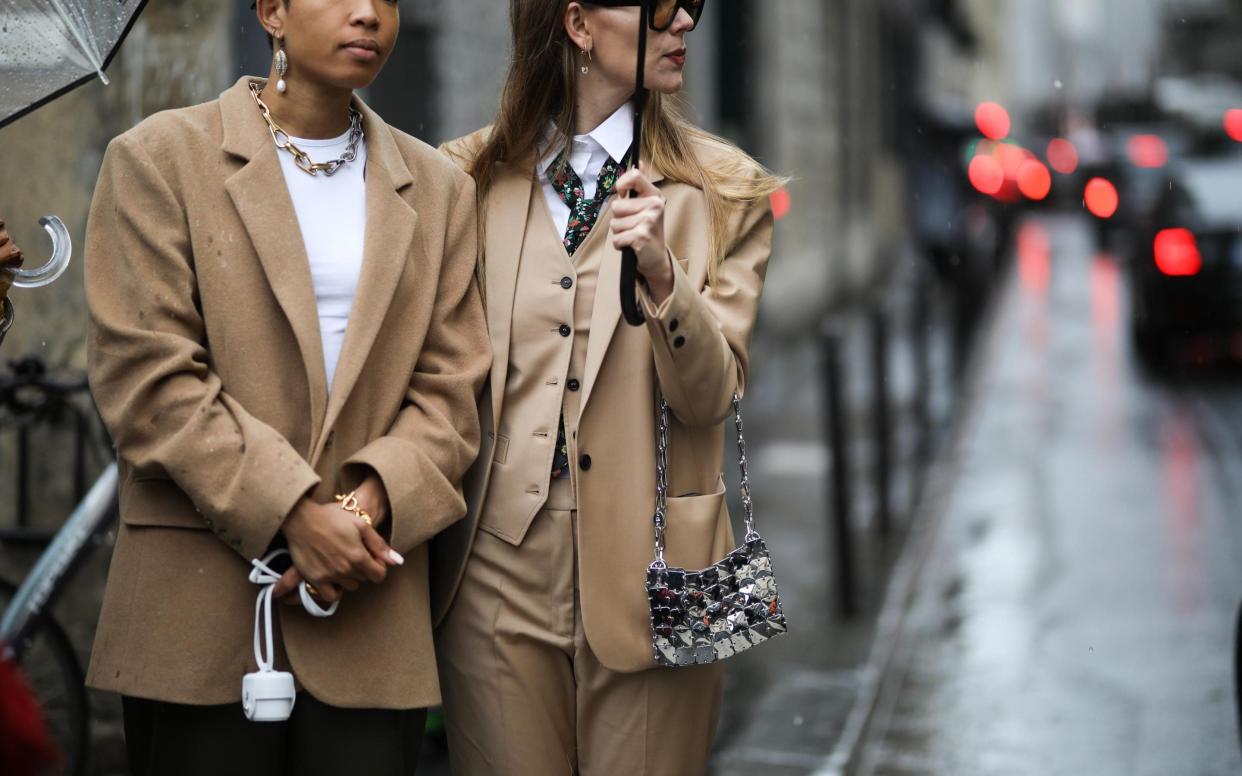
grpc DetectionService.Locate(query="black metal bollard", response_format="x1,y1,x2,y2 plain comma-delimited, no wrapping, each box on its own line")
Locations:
17,423,30,529
913,273,933,465
822,322,858,619
870,305,892,540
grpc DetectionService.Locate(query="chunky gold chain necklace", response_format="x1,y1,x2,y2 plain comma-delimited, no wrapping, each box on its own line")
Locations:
249,82,363,177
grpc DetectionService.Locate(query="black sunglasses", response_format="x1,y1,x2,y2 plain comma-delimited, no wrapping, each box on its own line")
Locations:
587,0,706,32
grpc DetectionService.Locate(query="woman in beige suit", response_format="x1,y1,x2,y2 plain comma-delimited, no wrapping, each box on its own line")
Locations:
434,1,783,772
84,1,489,774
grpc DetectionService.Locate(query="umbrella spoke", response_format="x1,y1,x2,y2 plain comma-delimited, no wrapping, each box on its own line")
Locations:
0,0,147,130
47,0,110,83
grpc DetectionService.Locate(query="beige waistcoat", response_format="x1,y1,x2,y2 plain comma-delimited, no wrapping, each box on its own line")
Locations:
480,179,607,535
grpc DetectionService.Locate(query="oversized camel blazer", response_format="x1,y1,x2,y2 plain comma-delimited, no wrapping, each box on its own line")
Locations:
83,77,490,708
432,128,773,672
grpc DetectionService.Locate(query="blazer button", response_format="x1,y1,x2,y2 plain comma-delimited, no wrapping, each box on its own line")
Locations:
674,335,686,349
567,378,581,392
324,431,335,450
669,318,680,332
559,324,572,337
561,276,574,289
579,454,592,471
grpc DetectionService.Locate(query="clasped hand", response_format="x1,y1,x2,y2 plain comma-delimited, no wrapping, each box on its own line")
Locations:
274,474,402,605
612,164,674,305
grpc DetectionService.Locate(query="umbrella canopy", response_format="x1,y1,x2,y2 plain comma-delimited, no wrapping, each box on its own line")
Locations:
0,0,148,130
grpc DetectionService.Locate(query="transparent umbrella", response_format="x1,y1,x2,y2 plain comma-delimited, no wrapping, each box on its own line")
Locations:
0,0,147,289
0,0,148,130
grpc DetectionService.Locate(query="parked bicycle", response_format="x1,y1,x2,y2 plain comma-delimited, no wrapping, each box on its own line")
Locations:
0,356,115,776
1,464,116,776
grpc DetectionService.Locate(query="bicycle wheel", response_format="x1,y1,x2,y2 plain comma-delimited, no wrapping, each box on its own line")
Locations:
0,578,89,776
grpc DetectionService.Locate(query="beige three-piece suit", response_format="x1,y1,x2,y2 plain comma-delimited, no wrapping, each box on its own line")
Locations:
432,130,774,774
83,77,491,711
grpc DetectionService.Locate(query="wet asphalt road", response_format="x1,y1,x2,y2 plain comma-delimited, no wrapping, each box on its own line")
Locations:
858,216,1242,776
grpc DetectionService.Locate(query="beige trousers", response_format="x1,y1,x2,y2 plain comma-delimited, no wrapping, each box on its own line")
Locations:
437,479,724,775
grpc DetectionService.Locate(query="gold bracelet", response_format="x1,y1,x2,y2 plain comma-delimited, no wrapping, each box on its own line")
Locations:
335,491,374,527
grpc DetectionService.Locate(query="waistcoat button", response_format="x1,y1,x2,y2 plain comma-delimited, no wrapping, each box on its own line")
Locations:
567,378,581,392
580,454,592,471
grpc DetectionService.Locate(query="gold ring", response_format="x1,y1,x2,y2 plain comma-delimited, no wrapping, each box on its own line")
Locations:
305,582,319,597
359,513,373,527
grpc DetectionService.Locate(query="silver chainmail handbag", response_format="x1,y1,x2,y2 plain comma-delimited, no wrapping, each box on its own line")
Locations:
646,392,788,667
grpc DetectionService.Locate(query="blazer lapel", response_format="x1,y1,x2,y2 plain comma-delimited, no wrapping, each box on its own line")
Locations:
318,102,418,447
221,79,329,447
578,164,666,418
483,165,534,426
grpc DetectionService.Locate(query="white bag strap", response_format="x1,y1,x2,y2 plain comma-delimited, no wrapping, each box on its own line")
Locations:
249,550,337,673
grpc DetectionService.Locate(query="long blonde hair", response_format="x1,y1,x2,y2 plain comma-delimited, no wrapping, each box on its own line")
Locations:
470,0,786,284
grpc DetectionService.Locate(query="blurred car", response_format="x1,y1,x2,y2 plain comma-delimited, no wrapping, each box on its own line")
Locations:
1080,122,1193,253
1127,153,1242,367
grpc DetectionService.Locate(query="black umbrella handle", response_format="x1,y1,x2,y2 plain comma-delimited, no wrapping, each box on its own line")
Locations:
620,247,645,326
620,0,651,328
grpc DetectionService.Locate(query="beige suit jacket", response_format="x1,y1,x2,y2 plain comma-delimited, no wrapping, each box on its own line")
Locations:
433,129,773,673
84,77,490,708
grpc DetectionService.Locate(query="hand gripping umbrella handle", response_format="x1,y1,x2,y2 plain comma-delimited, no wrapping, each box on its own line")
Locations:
12,216,72,290
620,0,650,328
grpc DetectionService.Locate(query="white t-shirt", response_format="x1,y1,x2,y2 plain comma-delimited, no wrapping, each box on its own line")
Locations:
275,129,368,393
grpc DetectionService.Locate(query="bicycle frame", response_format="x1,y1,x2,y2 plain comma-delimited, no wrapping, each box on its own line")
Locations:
1,462,118,661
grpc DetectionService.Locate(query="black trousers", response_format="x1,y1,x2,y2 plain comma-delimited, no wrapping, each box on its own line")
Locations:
122,694,426,776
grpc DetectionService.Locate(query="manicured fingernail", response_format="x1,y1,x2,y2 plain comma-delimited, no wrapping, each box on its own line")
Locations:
388,549,404,565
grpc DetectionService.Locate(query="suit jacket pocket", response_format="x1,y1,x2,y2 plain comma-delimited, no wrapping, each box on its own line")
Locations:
663,474,730,571
120,476,212,531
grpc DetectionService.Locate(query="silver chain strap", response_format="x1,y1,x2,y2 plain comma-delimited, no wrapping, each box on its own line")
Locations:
652,391,758,566
733,392,760,542
653,397,670,568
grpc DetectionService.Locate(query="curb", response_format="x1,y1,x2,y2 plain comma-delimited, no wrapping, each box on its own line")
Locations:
812,260,1018,776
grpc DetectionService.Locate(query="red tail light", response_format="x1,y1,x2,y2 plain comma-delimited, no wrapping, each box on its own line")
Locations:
1153,228,1202,276
968,154,1004,195
1084,178,1119,219
975,102,1011,141
1225,109,1242,143
1017,160,1052,201
1046,138,1079,174
1126,134,1168,168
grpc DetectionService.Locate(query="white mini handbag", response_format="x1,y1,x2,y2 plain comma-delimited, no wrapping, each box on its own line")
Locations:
244,549,337,722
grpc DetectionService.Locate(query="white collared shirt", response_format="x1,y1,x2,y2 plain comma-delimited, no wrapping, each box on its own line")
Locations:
537,102,635,241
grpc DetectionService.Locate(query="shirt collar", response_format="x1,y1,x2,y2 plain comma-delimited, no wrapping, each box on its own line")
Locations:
538,101,636,176
590,101,635,165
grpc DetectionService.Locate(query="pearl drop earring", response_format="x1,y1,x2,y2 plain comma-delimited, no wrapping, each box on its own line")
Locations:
274,38,288,94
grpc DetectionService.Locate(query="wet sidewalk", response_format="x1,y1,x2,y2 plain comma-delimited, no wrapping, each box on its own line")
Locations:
707,254,966,775
855,216,1242,775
